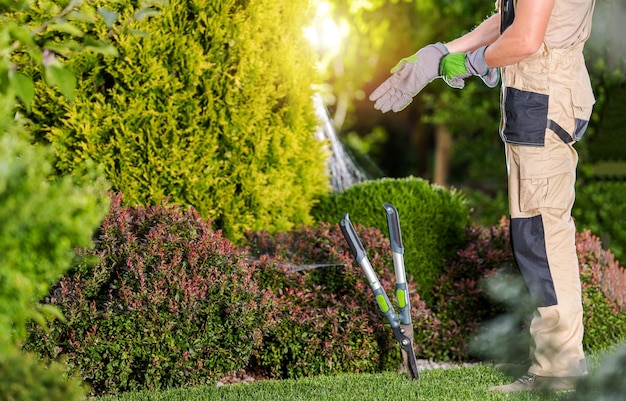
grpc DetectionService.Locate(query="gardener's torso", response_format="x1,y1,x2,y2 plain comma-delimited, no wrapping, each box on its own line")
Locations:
499,0,596,146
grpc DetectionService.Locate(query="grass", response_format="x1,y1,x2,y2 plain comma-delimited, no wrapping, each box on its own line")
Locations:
93,344,626,401
94,365,576,401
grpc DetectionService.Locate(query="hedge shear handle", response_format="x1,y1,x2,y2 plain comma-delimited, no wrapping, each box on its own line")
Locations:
384,203,411,326
339,211,419,380
384,204,418,379
339,214,400,329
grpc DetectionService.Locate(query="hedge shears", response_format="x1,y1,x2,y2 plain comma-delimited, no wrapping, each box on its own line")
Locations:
339,203,420,379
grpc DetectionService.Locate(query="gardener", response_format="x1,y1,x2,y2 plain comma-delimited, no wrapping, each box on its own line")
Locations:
369,0,596,393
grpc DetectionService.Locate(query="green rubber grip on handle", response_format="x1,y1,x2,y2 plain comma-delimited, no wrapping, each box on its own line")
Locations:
396,282,411,325
372,287,400,329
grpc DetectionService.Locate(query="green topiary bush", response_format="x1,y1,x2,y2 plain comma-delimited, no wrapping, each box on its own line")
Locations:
311,176,471,305
19,0,328,243
246,223,451,377
0,351,87,401
25,193,274,396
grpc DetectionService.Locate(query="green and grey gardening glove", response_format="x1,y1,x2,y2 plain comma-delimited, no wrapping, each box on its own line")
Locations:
439,46,499,89
370,42,449,113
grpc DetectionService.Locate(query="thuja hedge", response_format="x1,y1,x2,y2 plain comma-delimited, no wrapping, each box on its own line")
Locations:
311,176,471,305
18,0,328,243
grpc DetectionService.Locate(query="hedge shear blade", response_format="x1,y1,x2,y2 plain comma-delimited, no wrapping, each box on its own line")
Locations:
339,206,419,380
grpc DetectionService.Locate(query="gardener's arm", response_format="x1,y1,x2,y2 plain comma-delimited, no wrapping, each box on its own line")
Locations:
445,0,555,67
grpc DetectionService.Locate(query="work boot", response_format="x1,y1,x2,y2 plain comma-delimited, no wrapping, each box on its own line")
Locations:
489,372,579,392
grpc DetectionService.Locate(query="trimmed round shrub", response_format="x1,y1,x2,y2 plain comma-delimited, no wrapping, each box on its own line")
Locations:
311,176,471,305
0,351,87,401
25,193,273,396
246,222,451,377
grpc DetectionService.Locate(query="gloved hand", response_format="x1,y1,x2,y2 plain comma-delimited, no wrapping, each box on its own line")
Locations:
439,46,499,89
369,43,448,113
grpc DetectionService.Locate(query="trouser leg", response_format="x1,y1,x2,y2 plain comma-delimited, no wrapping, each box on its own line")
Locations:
506,132,586,377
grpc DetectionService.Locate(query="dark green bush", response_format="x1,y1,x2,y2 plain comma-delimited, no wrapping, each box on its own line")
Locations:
311,176,471,305
574,181,626,263
460,187,508,227
0,351,87,401
246,223,451,377
463,181,626,264
25,193,273,396
20,0,328,243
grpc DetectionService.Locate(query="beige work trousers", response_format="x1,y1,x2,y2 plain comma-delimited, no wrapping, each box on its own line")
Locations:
506,130,586,377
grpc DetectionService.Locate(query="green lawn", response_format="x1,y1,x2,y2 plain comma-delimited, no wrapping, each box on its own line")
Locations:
93,343,626,401
94,365,581,401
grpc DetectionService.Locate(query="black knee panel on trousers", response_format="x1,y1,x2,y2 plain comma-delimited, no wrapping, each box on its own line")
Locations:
510,215,558,307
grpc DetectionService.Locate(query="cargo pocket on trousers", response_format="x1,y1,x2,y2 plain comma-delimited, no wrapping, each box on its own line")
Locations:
571,69,596,141
502,87,549,146
519,155,573,212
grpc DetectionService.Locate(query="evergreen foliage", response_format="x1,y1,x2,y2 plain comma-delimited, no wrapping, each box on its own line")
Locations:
0,133,109,353
21,0,329,242
311,177,471,304
0,351,87,401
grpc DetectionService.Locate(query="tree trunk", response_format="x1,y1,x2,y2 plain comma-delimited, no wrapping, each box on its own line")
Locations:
433,124,452,187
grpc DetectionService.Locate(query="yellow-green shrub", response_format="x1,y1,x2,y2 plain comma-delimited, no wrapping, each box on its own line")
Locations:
23,0,328,242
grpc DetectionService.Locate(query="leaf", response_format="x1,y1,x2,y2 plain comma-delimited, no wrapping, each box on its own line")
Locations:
9,71,35,111
98,7,119,28
43,39,82,57
67,8,98,24
48,22,85,37
44,64,76,100
83,36,119,56
0,65,9,92
8,23,35,47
